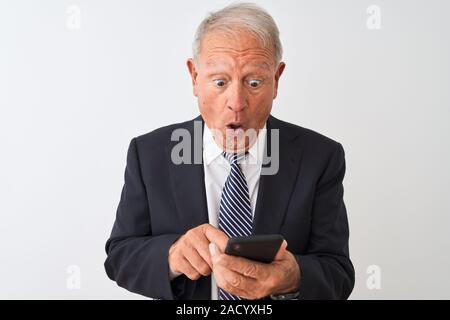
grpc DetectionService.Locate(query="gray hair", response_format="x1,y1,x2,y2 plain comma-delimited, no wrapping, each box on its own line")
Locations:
192,2,283,66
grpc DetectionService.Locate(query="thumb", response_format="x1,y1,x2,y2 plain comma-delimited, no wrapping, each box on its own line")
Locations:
274,240,288,261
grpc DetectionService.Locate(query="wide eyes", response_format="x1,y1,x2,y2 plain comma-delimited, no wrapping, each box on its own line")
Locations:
213,79,263,89
248,79,262,88
213,79,227,87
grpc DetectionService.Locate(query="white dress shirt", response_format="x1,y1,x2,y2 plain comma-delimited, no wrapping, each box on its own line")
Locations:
203,123,266,300
168,123,267,299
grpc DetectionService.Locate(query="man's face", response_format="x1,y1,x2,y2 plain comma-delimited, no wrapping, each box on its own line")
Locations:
187,29,285,153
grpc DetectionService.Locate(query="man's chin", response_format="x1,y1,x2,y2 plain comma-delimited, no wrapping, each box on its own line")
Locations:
212,129,258,154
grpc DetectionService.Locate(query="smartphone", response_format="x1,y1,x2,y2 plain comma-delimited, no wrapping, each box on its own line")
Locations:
224,234,284,263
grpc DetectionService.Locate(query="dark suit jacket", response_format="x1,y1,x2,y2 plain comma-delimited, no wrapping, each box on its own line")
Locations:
104,115,355,299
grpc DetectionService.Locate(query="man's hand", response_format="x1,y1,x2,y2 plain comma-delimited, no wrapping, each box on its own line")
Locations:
168,224,228,280
209,240,301,299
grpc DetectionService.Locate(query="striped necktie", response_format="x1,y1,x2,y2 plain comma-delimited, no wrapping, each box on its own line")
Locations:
218,151,253,300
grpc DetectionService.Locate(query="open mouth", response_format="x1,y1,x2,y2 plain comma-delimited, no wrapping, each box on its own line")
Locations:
226,122,243,130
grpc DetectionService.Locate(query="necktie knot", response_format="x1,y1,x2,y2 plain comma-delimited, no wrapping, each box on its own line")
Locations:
222,151,247,165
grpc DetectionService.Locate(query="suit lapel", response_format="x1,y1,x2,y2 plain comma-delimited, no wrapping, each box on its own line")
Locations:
252,115,303,235
166,116,210,230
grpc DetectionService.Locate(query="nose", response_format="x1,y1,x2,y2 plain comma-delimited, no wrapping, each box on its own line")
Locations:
226,82,247,112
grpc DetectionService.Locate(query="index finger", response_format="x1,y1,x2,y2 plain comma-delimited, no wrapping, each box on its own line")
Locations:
203,224,229,252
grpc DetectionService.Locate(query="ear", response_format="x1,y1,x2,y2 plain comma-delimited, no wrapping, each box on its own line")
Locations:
273,62,286,99
187,58,199,97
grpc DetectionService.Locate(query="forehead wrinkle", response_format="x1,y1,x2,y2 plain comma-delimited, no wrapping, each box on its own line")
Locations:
203,49,274,70
204,61,272,76
200,29,277,64
206,46,273,59
204,62,271,74
247,62,271,70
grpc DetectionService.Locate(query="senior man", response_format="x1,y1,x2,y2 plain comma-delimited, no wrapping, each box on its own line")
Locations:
104,3,354,300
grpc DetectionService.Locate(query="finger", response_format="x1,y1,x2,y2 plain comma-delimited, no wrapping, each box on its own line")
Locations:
209,242,220,257
212,252,269,280
274,240,288,261
179,257,201,280
184,245,212,276
203,224,229,252
214,264,260,300
190,232,214,269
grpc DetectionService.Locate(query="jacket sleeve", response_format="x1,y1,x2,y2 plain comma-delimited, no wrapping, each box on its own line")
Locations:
104,138,185,299
295,143,355,299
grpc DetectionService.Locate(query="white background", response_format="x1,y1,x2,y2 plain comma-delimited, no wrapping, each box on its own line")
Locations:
1,0,449,299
